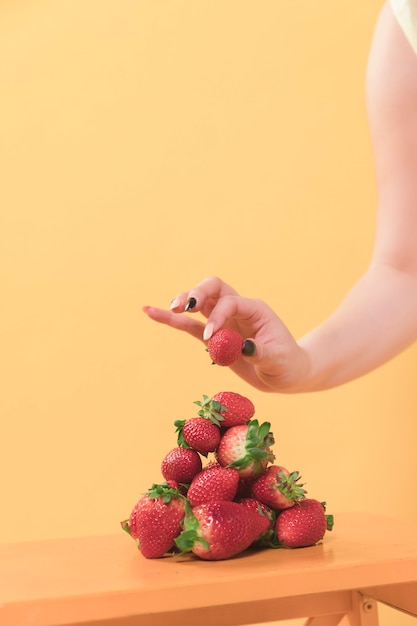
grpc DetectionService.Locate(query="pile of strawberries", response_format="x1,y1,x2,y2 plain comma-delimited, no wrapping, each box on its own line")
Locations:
121,390,333,561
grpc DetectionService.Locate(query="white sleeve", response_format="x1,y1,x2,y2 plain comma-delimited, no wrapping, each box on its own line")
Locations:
390,0,417,54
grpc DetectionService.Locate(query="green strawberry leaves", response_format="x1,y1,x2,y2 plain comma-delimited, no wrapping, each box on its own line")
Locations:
120,519,141,550
174,503,209,554
146,482,183,503
319,502,334,531
174,419,188,447
120,519,131,536
227,419,275,471
194,394,228,427
277,470,306,502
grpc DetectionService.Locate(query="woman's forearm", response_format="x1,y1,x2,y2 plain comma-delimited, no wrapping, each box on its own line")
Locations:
296,263,417,391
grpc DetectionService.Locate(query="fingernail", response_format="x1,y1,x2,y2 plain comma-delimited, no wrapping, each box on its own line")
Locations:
185,297,197,312
203,322,214,341
242,339,256,357
170,297,181,310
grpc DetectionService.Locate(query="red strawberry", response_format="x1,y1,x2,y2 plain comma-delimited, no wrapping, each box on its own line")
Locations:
175,500,270,560
161,447,202,484
195,391,255,428
237,497,277,546
238,497,274,520
174,417,221,456
235,476,257,499
275,499,334,548
207,328,244,366
252,465,306,510
121,482,186,558
216,419,275,479
187,465,240,506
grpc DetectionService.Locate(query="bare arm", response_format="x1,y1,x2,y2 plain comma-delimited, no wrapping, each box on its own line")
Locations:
296,1,417,390
144,2,417,392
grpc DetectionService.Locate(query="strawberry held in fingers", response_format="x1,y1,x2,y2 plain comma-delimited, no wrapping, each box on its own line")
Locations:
186,465,240,507
216,419,275,479
175,500,270,560
121,482,186,559
195,391,255,428
207,328,244,366
275,499,334,548
252,465,306,510
161,447,202,484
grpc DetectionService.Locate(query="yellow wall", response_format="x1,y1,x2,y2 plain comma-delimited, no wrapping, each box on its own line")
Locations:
1,2,416,624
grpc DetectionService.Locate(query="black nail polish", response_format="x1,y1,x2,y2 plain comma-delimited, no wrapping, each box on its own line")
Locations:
185,297,197,312
242,339,256,357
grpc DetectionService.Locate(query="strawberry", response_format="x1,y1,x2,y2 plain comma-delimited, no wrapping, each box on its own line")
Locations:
174,417,221,456
121,482,186,558
237,497,278,547
207,328,244,366
237,497,275,522
175,500,270,560
275,499,334,548
161,447,202,484
216,419,275,479
195,391,255,428
186,465,240,507
235,476,257,499
252,465,306,510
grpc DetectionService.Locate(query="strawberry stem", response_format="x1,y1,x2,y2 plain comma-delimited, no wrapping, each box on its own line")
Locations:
146,482,184,503
320,502,334,531
194,394,227,427
120,519,131,536
228,419,275,473
174,506,209,554
174,419,189,447
277,470,306,502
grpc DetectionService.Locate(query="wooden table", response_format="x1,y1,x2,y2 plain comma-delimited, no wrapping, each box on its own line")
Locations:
1,512,416,626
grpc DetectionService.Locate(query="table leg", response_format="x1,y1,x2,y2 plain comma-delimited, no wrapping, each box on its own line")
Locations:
302,592,379,626
346,593,379,626
361,582,417,617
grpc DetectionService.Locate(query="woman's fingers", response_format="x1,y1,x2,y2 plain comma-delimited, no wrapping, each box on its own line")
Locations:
203,296,268,338
143,303,266,374
142,306,205,340
143,296,303,392
169,276,239,316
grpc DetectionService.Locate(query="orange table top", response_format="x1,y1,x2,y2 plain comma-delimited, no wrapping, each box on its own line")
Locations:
1,511,417,626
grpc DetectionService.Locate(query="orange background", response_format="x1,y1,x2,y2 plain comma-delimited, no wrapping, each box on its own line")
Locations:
1,2,416,624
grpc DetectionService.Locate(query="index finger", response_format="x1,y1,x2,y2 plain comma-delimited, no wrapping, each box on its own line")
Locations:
170,276,239,316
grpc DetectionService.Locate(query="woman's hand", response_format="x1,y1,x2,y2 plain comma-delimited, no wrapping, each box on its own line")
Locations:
143,276,310,392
